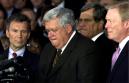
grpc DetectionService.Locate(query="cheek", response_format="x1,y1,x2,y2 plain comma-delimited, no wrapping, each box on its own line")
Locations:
7,33,14,39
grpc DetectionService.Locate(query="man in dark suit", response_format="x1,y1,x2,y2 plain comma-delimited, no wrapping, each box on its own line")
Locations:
36,7,104,83
0,13,39,83
77,3,117,83
105,1,129,83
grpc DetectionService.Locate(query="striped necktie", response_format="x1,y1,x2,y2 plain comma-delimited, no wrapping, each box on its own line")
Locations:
53,49,62,67
12,52,17,59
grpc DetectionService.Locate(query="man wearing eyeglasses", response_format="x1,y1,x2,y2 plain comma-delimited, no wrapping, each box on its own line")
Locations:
36,7,104,83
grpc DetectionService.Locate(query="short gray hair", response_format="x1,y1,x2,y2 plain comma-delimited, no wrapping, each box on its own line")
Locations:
107,1,129,21
43,7,75,28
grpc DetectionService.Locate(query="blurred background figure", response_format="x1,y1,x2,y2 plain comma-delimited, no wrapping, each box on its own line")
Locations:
0,5,7,54
0,0,20,18
51,0,64,8
31,0,52,20
21,8,37,31
86,0,100,3
14,0,33,11
30,0,53,28
21,8,49,55
0,5,6,38
100,0,114,6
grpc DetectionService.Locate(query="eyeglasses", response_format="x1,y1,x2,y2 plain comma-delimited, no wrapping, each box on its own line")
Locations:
43,28,61,37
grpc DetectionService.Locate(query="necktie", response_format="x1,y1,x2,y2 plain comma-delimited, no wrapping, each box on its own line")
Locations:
53,49,62,67
111,47,120,69
12,52,17,59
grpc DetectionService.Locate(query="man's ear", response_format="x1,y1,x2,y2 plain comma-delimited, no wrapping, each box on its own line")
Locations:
124,20,129,29
6,29,9,38
65,24,73,34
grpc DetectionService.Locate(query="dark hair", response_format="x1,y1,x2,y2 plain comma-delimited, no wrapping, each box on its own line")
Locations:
5,13,31,31
81,2,107,23
0,5,7,19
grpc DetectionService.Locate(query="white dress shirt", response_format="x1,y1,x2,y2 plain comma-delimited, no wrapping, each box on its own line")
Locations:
8,47,25,60
119,36,129,54
60,30,76,54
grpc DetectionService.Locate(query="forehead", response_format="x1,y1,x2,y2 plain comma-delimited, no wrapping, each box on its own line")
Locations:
44,18,59,28
9,21,28,29
80,8,94,18
106,8,121,20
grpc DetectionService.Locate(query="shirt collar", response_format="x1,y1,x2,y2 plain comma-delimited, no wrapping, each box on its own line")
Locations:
119,36,129,53
8,47,25,59
92,32,104,41
61,30,76,54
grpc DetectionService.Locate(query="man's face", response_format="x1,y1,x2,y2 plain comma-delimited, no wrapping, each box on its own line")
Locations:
6,21,30,50
77,8,100,38
105,8,127,42
1,0,15,9
31,0,43,7
44,18,72,49
51,0,62,6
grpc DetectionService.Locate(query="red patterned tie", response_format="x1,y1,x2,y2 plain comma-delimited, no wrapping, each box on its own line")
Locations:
12,52,17,59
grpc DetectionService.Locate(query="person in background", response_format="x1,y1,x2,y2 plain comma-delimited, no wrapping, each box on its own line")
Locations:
14,0,33,11
36,7,103,83
51,0,64,8
77,3,117,83
0,5,6,38
0,0,20,18
105,1,129,83
21,8,49,55
0,13,39,83
0,5,7,55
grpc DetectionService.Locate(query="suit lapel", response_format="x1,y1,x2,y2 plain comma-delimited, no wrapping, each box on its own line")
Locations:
48,32,79,77
111,41,128,77
0,49,9,61
46,48,57,75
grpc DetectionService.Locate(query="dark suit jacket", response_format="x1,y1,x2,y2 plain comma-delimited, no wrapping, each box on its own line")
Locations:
37,32,104,83
107,41,128,83
0,48,40,83
95,33,117,83
0,40,4,55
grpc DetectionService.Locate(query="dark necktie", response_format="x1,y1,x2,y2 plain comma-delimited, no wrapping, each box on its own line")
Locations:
53,49,62,67
12,52,17,59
